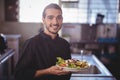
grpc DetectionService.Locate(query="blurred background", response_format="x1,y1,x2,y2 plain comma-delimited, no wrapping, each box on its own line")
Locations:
0,0,120,80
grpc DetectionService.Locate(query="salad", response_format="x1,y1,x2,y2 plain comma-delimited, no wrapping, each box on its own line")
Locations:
56,57,89,69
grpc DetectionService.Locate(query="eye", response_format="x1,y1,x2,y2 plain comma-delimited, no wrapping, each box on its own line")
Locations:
57,15,63,20
47,16,53,20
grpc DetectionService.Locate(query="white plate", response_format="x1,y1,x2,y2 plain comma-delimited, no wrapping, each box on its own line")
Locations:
56,65,89,72
63,67,89,72
63,67,81,72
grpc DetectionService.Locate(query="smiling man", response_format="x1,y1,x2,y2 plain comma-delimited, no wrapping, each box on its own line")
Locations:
14,3,71,80
42,4,63,39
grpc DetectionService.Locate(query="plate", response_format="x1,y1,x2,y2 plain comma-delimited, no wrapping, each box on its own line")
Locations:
63,67,83,72
57,65,89,72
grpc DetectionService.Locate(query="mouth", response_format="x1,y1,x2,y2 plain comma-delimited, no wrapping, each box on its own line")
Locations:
50,24,59,29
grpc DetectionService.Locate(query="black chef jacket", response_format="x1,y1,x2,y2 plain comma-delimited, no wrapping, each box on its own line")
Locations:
14,31,71,80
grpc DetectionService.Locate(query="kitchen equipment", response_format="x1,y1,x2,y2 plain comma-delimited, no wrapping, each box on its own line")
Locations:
0,33,7,54
80,50,83,61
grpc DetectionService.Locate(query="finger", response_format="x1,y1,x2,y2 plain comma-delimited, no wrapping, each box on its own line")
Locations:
56,66,63,70
58,71,71,75
59,67,63,70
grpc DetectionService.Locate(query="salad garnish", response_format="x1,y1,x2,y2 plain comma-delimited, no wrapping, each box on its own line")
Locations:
56,57,89,69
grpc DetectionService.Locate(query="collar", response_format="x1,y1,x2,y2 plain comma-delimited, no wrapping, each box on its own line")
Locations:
39,31,59,40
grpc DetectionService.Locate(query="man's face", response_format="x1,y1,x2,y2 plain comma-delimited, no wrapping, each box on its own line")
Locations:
42,8,63,34
96,17,103,24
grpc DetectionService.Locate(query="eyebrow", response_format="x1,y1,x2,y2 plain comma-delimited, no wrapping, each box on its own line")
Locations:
47,15,62,18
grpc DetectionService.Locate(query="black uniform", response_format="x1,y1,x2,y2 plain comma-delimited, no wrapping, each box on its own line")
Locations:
14,31,71,80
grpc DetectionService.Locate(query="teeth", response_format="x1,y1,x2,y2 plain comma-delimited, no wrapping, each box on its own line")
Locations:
53,26,58,28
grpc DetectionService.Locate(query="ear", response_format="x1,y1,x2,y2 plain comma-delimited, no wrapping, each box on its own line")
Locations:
42,17,45,24
42,17,44,21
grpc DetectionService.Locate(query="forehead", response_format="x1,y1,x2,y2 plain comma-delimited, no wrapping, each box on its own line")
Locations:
45,8,62,16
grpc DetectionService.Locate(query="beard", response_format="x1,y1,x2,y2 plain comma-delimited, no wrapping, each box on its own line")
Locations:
47,28,57,34
46,24,60,34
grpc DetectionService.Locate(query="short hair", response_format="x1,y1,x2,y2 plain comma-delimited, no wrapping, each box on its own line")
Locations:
42,3,62,18
97,13,104,19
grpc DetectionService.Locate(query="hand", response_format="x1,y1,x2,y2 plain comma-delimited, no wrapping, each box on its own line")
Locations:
47,65,71,76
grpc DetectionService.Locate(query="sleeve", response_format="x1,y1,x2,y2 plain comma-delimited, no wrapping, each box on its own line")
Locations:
14,39,37,80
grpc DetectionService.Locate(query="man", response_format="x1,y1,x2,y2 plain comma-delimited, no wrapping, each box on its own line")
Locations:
14,3,71,80
95,13,104,25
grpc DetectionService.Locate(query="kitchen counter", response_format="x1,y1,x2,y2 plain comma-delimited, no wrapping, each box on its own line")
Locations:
5,34,21,68
70,54,117,80
70,76,116,80
71,54,112,77
0,48,15,80
5,34,21,39
0,48,15,64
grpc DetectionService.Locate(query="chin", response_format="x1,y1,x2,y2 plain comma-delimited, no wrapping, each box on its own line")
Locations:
52,30,59,34
52,31,58,34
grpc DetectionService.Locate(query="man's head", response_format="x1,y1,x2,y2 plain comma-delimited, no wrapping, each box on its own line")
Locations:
42,3,62,18
96,13,104,24
42,3,63,35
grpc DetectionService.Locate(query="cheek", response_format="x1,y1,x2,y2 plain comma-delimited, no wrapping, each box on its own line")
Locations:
43,20,50,25
58,20,63,24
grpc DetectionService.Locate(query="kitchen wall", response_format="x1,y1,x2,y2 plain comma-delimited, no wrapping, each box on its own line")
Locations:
0,0,43,44
0,0,4,23
0,22,43,42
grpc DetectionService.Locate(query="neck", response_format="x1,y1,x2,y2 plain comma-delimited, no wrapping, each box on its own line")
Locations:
44,30,57,39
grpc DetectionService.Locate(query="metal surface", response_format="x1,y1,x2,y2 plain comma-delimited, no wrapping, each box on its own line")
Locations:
70,76,116,80
0,49,15,64
71,54,113,77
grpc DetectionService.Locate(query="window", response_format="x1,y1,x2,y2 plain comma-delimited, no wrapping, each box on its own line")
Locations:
19,0,58,22
61,0,88,23
19,0,119,23
61,0,119,23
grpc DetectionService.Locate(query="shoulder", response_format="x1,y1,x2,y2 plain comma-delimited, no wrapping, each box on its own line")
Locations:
59,37,70,46
31,33,44,41
23,34,43,46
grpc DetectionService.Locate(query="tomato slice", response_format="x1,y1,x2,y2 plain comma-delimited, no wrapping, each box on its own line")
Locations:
59,63,67,67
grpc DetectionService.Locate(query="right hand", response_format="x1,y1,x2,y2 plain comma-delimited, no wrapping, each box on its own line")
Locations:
47,65,71,76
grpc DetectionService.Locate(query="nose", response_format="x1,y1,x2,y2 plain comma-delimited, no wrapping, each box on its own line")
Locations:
53,18,58,24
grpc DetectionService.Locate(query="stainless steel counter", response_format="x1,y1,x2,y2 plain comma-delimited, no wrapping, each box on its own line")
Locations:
0,48,15,80
70,54,116,80
0,48,15,64
70,76,116,80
